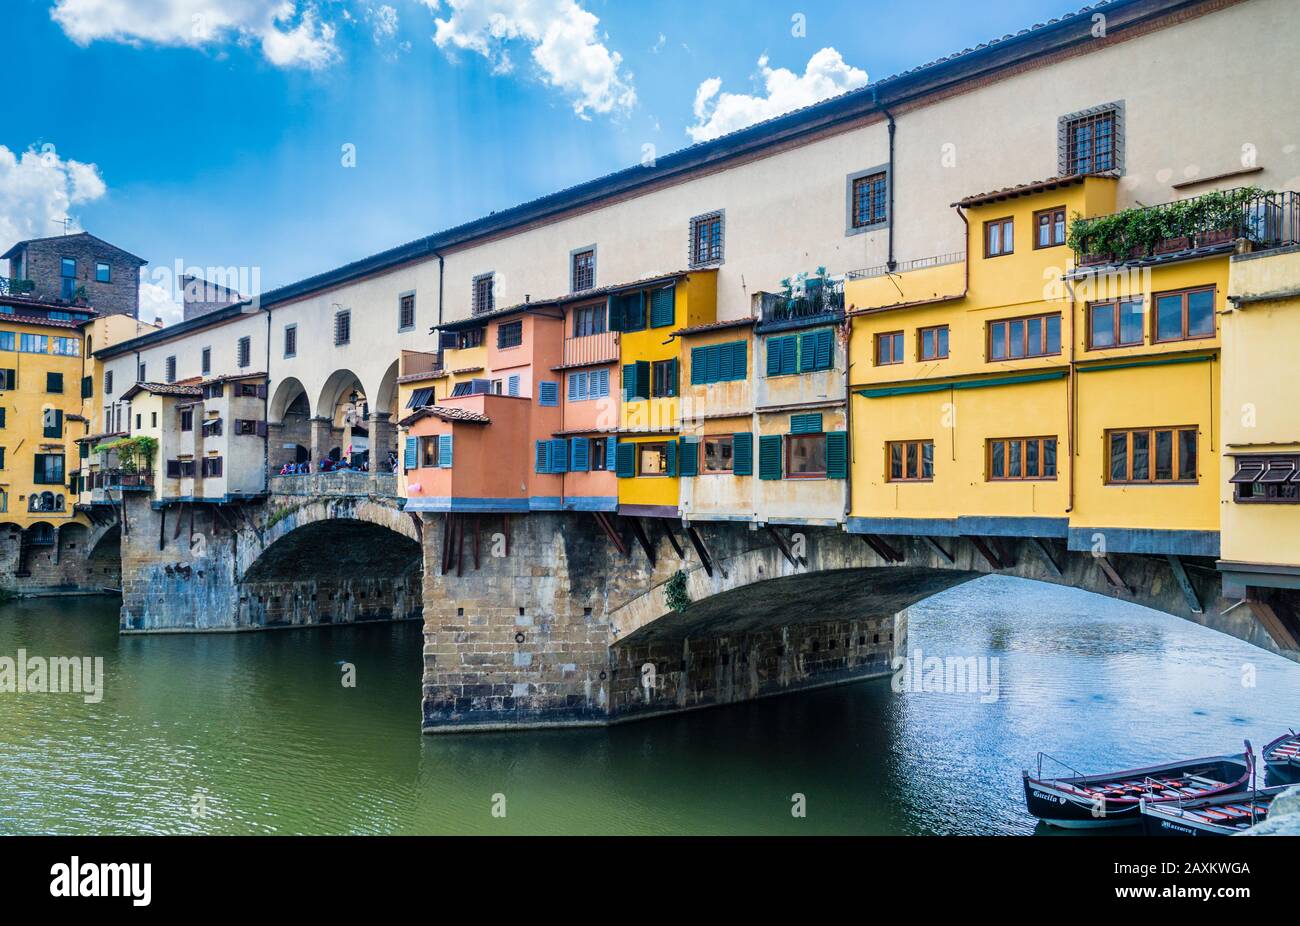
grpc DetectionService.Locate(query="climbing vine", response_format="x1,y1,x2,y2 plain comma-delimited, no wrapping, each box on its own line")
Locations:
93,436,159,474
1067,186,1270,261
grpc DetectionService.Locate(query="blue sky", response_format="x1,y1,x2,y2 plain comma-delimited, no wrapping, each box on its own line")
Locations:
0,0,1083,318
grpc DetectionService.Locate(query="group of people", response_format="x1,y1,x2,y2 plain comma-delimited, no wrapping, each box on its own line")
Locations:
275,451,400,476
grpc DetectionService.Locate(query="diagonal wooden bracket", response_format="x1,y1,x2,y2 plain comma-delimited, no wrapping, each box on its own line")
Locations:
767,527,799,567
1030,537,1063,577
629,517,657,566
1094,554,1130,594
991,537,1016,568
592,512,629,558
861,533,903,564
685,525,716,577
1245,592,1300,651
923,536,954,564
966,535,1004,570
661,520,686,560
1166,555,1202,615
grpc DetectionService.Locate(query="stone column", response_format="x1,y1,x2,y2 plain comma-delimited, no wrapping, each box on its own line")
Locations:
310,416,334,465
367,412,396,493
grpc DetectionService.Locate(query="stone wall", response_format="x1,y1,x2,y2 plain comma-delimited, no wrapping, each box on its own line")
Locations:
0,521,119,596
14,235,143,317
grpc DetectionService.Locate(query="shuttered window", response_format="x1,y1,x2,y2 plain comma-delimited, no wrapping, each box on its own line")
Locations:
765,335,798,376
732,432,753,475
615,441,635,478
826,431,848,479
622,361,650,401
549,438,568,472
649,286,675,328
406,387,434,409
691,341,747,384
538,381,559,406
759,435,782,480
790,413,823,434
799,329,834,372
438,434,453,469
651,359,677,398
165,356,177,383
678,439,699,477
609,291,646,333
570,437,590,472
403,438,418,472
606,437,619,472
535,440,551,473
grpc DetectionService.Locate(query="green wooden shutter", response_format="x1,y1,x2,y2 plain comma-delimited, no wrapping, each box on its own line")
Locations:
606,436,618,471
571,437,590,471
535,440,551,473
826,431,848,479
649,285,675,327
678,439,698,477
667,357,679,397
790,413,824,434
438,434,453,468
616,441,635,478
815,328,834,371
403,437,417,471
691,346,709,385
549,438,569,473
622,364,638,401
798,331,818,372
664,439,677,477
607,295,624,332
759,435,783,480
780,336,797,375
635,360,650,400
729,341,747,380
732,432,753,475
766,338,783,376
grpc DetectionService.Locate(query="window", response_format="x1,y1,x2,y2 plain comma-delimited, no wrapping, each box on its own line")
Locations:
420,435,440,468
538,381,559,406
96,262,111,283
0,332,11,352
1153,286,1215,343
1062,105,1120,175
609,291,646,332
1034,207,1067,249
334,310,351,346
918,325,949,361
165,356,177,383
848,169,888,231
1087,298,1144,349
690,341,747,384
875,331,904,365
203,382,225,400
237,336,251,368
651,359,678,398
637,442,669,476
887,440,934,482
180,409,193,432
81,375,92,399
104,370,113,394
1231,455,1300,503
135,413,141,430
19,334,48,354
0,448,4,469
235,382,261,398
60,258,76,300
34,453,65,485
166,460,196,478
786,435,827,478
571,247,596,292
284,324,297,358
690,211,724,267
572,303,606,337
0,408,4,427
473,273,495,316
460,327,484,349
1107,427,1198,484
201,347,211,374
201,457,224,478
985,217,1014,257
703,436,734,474
497,320,522,349
234,419,261,436
591,437,609,471
151,411,157,428
138,363,146,382
989,437,1057,480
202,418,223,437
52,337,80,356
568,369,610,401
988,313,1061,360
47,372,64,393
399,293,416,331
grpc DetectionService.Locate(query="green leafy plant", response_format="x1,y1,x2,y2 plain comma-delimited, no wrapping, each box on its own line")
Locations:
93,435,159,474
1068,187,1270,262
665,570,691,613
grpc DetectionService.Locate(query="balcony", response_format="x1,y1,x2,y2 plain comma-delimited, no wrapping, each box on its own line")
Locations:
1071,188,1300,268
755,278,845,332
0,277,35,298
561,330,620,368
99,470,155,491
400,350,444,379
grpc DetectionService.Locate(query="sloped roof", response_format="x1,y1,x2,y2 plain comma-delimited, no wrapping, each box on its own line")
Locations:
954,173,1103,208
120,382,203,400
398,406,491,427
0,231,146,265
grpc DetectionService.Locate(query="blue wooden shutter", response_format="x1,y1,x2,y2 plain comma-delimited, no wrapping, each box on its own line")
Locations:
678,439,698,477
664,439,677,477
622,364,638,401
404,437,418,471
766,338,783,376
438,434,453,468
595,368,609,397
571,437,590,471
732,432,753,475
798,331,818,372
535,440,551,473
549,438,569,472
790,413,824,434
539,381,559,406
826,431,848,479
568,374,579,401
691,346,708,385
606,435,619,471
729,340,747,380
508,375,520,397
759,435,783,480
616,441,635,478
649,285,675,327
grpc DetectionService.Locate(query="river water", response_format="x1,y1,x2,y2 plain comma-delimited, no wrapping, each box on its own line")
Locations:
2,575,1298,835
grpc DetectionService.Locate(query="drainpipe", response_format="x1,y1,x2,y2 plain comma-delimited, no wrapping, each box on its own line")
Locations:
1063,276,1078,514
263,305,270,494
871,86,897,272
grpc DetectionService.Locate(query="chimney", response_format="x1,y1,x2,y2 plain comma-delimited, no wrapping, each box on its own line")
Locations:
154,316,163,327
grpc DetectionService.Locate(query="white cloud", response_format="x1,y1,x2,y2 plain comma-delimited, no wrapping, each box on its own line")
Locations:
0,144,107,251
429,0,636,118
367,4,399,44
139,278,183,326
687,47,868,143
50,0,340,70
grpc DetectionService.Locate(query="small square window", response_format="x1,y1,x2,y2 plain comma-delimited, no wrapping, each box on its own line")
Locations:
847,169,888,232
571,248,596,292
1060,103,1123,175
1033,207,1067,249
96,262,111,283
875,331,904,365
473,274,495,316
689,211,724,267
985,217,1014,257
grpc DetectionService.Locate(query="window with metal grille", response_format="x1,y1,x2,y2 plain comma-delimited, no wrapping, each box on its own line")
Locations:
334,311,350,346
473,274,495,316
1063,107,1119,174
497,320,522,349
399,293,416,330
850,171,888,229
201,456,224,478
237,336,251,367
165,356,177,383
284,324,297,358
690,211,724,267
571,248,596,292
104,370,112,394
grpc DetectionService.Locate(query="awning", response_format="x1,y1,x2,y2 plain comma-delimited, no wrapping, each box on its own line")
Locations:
406,387,434,409
1230,457,1299,484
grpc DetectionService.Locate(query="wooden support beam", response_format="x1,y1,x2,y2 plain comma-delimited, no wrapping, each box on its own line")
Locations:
455,515,465,577
923,536,955,564
158,507,166,551
629,517,657,566
173,502,185,540
860,533,901,564
408,512,423,544
966,536,1004,570
767,526,799,567
1094,555,1130,594
440,514,454,575
1245,593,1300,651
592,512,629,557
472,516,481,571
502,514,511,556
1029,537,1063,577
661,520,685,560
991,537,1015,568
685,525,714,578
1166,555,1202,615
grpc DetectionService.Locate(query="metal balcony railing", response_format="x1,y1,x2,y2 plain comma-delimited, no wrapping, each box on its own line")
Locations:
1072,188,1300,267
100,470,155,490
755,278,845,330
269,471,398,498
0,277,35,298
562,330,620,367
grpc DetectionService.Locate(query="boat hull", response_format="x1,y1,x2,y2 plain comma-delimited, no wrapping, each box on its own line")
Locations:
1023,778,1143,828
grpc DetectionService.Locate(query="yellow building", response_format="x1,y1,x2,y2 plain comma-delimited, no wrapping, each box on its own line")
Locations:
615,270,716,517
847,175,1262,565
